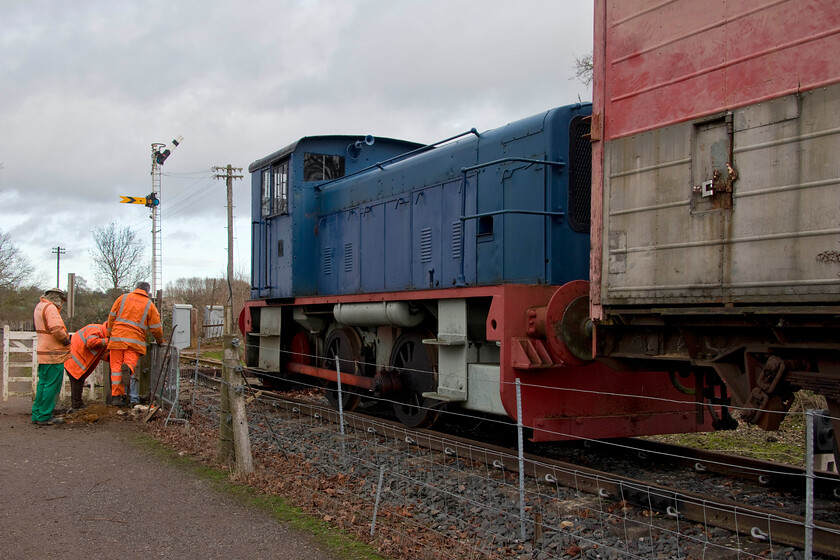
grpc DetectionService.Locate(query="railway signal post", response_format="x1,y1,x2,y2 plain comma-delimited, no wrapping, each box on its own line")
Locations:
149,135,183,296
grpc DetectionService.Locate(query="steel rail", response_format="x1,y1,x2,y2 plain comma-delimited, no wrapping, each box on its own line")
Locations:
597,437,840,501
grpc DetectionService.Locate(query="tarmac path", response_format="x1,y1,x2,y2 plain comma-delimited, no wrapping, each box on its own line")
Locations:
0,396,341,560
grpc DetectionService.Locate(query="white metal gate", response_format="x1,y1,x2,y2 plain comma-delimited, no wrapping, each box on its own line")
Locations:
1,325,90,402
2,325,38,400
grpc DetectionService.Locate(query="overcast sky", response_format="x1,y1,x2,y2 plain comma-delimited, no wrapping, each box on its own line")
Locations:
0,0,593,293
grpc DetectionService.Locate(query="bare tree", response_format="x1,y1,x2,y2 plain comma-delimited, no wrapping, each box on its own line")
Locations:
0,230,34,288
573,52,594,87
231,268,251,323
164,272,250,341
89,222,149,292
165,276,220,334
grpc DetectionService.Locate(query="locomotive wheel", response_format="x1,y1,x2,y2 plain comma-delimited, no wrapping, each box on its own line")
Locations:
320,327,363,412
389,332,440,429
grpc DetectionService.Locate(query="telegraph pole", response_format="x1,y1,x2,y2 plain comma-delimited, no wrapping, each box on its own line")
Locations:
211,164,252,473
51,246,65,288
212,164,243,307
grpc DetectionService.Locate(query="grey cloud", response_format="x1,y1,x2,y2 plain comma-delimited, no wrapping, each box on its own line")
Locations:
0,0,593,287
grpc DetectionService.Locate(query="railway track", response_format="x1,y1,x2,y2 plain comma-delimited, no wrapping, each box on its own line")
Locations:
179,352,224,370
579,437,840,503
276,399,840,557
179,362,840,557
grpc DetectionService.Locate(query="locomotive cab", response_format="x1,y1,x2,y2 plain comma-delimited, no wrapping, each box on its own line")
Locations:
249,136,424,300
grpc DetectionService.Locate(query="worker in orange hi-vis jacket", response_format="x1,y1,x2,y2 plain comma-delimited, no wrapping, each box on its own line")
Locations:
32,288,71,425
106,281,165,407
64,322,109,411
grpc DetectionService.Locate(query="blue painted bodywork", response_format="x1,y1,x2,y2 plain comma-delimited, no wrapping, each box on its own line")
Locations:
249,104,592,300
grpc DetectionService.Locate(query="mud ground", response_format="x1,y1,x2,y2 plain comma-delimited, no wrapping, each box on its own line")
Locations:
0,396,340,560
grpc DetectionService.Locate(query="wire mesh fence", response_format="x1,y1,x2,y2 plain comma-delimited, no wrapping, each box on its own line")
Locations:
149,343,183,424
171,359,840,560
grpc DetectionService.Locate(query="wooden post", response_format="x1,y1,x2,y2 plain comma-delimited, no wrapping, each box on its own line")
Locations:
533,512,543,544
228,334,253,474
218,357,234,464
213,164,248,471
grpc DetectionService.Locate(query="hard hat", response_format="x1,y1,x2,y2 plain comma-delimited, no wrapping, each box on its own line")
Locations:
44,288,67,301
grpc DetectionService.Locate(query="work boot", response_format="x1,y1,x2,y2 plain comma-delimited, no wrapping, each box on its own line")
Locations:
69,376,84,409
112,395,126,407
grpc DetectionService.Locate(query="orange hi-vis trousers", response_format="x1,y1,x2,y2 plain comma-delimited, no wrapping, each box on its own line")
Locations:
109,348,140,396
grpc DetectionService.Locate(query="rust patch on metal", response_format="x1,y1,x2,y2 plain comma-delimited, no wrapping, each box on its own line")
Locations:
816,250,840,263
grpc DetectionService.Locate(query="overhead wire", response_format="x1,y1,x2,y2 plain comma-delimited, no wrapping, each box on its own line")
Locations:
158,170,249,284
159,173,220,221
51,169,236,287
58,171,217,260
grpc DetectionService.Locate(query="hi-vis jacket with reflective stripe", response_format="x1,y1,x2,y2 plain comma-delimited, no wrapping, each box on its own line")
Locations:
34,297,70,364
106,289,164,354
65,322,109,379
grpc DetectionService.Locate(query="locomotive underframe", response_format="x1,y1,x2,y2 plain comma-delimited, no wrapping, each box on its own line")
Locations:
595,305,840,459
241,285,731,441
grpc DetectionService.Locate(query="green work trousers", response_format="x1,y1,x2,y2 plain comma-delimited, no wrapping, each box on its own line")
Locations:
31,363,64,422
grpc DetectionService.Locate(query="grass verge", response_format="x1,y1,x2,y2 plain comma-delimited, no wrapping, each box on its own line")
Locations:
645,391,830,467
130,433,390,560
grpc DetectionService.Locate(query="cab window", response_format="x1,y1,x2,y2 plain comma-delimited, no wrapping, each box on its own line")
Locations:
261,160,290,217
304,153,344,182
261,169,271,216
273,161,289,215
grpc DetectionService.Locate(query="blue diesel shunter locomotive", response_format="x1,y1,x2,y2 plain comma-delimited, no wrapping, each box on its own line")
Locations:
249,106,591,299
241,104,715,440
